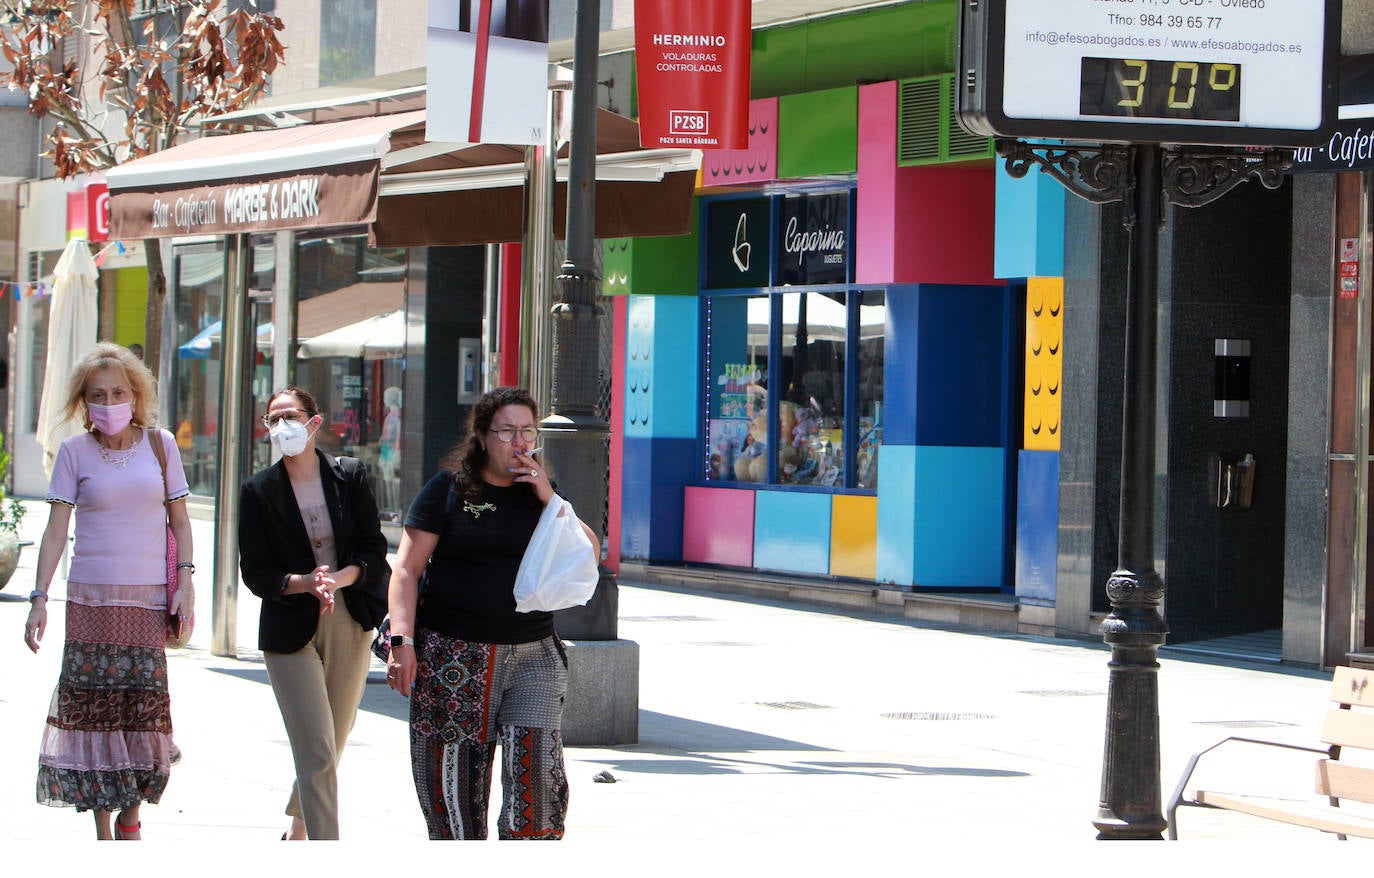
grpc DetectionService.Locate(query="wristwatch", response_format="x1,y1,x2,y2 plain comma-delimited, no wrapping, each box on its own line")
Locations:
389,634,415,649
28,589,48,603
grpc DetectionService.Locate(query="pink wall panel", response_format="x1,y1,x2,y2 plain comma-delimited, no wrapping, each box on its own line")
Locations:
701,98,779,187
606,295,626,574
683,486,755,567
856,82,998,286
856,82,898,285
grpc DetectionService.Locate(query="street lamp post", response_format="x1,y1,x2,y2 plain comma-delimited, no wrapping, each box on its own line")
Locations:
998,140,1291,838
544,0,616,641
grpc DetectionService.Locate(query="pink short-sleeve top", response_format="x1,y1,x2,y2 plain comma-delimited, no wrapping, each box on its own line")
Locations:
46,428,190,586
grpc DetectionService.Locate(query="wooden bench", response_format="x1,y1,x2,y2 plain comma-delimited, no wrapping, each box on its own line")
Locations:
1167,666,1374,839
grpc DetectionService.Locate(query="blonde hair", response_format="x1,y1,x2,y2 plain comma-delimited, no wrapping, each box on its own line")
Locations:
61,342,159,431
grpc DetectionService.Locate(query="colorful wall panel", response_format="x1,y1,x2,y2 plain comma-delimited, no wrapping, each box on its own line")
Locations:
883,284,1015,448
1015,449,1059,602
621,436,699,562
683,486,755,567
701,98,778,187
777,86,858,179
994,167,1066,281
1024,277,1063,451
753,490,832,575
621,295,702,563
855,82,997,287
912,445,1008,587
875,445,917,585
624,295,700,440
602,202,700,297
830,494,878,580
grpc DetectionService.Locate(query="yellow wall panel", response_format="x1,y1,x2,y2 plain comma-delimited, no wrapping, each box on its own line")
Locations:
1024,276,1063,451
830,494,877,580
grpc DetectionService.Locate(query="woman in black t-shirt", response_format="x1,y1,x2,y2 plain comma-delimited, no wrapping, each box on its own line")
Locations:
384,387,596,840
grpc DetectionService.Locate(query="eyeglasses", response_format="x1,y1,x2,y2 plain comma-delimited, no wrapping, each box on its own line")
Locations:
489,426,540,444
262,409,311,428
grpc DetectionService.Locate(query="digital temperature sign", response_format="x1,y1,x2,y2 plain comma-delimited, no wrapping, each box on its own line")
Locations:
957,0,1339,147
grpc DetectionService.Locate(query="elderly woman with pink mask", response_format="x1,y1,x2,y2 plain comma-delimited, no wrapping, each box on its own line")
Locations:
237,386,390,840
24,342,194,840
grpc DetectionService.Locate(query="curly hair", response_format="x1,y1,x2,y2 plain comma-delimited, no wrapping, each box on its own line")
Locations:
61,342,158,432
440,386,547,505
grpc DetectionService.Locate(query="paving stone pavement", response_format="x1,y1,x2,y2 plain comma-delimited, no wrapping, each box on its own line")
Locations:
1,502,1368,869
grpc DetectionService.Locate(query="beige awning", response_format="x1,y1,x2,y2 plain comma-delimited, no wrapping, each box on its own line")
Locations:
105,108,700,246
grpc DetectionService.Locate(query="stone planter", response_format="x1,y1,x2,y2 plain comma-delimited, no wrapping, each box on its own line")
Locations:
0,530,20,591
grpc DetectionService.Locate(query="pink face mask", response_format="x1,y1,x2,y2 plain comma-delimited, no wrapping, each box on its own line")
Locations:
88,402,133,435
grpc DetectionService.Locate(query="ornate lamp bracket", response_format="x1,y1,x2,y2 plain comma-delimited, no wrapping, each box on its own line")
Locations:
1161,147,1294,209
998,139,1134,204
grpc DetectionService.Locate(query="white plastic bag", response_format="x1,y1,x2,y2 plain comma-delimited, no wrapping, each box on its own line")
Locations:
513,495,599,612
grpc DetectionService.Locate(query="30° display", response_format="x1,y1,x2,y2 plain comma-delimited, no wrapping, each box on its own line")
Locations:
1079,57,1242,123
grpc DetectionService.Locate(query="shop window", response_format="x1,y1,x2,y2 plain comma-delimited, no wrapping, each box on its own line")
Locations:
703,288,885,492
294,235,407,519
171,243,225,495
704,294,770,484
856,290,885,489
779,291,846,486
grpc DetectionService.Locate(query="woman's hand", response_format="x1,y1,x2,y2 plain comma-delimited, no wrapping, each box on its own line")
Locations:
168,578,195,620
24,602,46,653
515,449,553,504
306,565,337,614
387,643,417,696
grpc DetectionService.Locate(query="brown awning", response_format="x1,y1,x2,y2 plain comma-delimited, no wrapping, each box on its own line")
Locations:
105,108,700,244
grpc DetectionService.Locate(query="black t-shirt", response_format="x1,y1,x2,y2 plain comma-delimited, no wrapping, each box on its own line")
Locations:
405,471,555,644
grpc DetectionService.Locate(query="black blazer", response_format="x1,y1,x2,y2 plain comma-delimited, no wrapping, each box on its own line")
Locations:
238,450,391,654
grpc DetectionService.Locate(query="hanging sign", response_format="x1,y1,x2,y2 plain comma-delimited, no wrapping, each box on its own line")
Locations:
427,0,551,145
634,0,751,150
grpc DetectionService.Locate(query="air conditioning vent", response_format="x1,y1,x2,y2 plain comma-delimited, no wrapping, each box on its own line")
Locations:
897,74,993,167
898,77,942,165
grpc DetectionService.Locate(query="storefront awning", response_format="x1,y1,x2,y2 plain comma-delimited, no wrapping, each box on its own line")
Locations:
105,108,701,245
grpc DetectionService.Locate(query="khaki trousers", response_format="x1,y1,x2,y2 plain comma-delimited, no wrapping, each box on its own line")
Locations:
263,605,373,840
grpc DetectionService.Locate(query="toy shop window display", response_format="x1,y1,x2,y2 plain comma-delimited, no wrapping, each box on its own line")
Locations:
777,292,846,487
705,294,771,484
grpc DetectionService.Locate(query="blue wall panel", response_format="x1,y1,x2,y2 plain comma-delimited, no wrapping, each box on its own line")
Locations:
914,285,1013,448
912,446,1007,588
884,284,1014,449
1015,449,1059,602
620,436,699,563
753,490,832,575
994,167,1066,281
651,296,701,440
625,296,700,440
876,444,917,585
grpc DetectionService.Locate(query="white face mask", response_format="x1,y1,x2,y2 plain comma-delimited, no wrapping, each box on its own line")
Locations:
269,418,312,457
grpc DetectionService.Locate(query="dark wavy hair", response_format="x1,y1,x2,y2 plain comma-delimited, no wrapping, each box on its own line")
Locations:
440,386,548,504
268,385,321,418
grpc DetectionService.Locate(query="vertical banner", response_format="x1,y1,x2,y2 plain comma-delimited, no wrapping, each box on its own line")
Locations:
634,0,750,150
427,0,550,145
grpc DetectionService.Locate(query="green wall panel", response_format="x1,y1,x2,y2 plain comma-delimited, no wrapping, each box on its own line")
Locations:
778,87,857,179
602,203,700,296
114,266,148,347
751,1,957,98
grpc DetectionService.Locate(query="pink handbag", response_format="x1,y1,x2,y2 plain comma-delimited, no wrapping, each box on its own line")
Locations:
149,429,193,648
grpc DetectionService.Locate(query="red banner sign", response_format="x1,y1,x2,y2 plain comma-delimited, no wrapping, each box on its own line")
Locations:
634,0,750,150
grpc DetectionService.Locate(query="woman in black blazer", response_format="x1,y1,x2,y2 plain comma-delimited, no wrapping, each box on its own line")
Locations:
238,386,390,840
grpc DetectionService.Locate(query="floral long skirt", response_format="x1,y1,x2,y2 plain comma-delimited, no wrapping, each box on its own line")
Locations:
36,582,180,812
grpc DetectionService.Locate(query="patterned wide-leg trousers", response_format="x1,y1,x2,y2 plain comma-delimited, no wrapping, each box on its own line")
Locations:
409,632,569,839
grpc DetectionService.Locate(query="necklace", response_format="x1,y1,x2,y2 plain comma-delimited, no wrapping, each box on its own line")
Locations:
464,500,496,518
96,434,140,469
